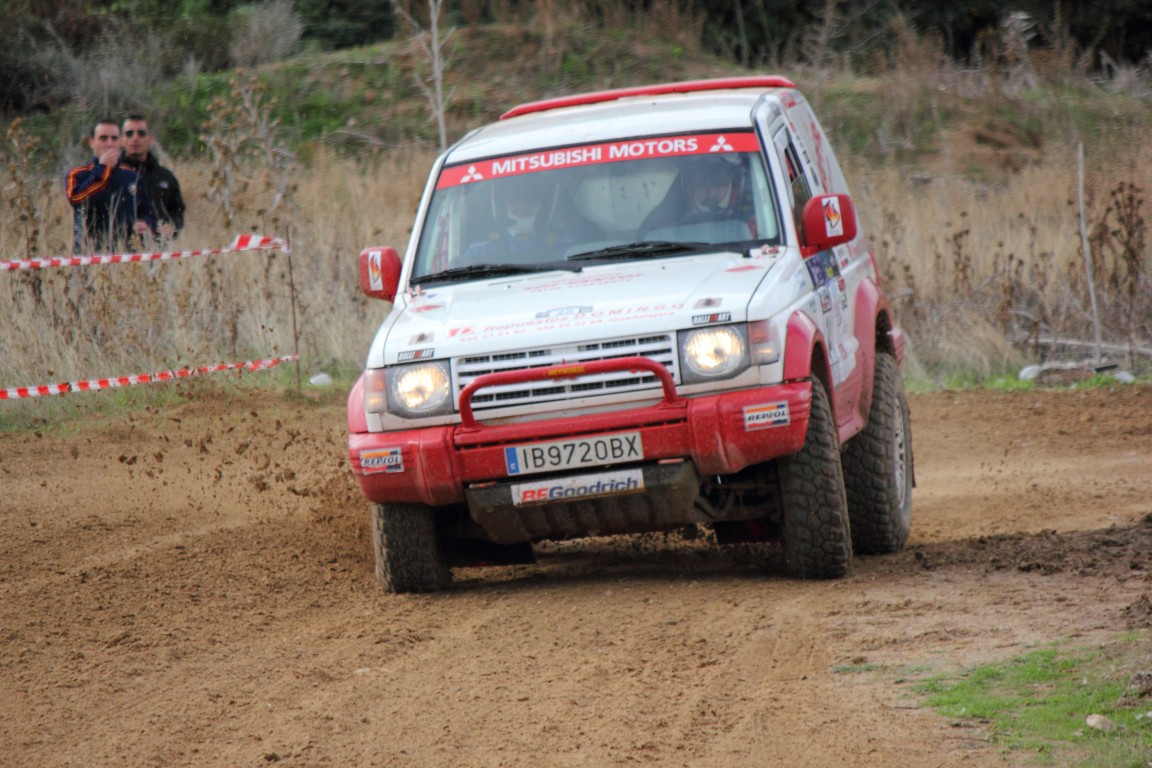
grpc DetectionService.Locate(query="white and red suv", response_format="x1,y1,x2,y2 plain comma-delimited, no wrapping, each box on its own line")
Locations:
347,77,912,593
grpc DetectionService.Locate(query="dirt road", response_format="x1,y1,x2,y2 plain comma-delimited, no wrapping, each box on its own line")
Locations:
2,385,1150,767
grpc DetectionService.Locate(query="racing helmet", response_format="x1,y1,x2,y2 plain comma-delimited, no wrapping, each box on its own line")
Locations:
680,154,744,216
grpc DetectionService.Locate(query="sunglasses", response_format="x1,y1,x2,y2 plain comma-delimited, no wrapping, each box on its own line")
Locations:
124,129,148,137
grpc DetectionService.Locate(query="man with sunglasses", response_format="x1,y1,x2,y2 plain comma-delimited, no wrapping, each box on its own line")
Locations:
65,118,155,254
121,114,185,241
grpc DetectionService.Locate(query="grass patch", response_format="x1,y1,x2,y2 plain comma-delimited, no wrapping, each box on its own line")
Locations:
917,638,1152,766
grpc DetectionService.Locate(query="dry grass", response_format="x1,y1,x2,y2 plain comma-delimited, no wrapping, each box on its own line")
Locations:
852,141,1152,379
0,147,433,392
2,138,1149,395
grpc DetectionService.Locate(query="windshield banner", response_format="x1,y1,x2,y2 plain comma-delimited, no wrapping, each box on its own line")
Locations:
436,132,760,189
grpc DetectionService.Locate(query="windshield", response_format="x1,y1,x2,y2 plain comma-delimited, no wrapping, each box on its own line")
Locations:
410,131,780,280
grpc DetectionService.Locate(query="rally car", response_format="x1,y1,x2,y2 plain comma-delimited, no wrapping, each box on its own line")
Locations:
347,76,912,593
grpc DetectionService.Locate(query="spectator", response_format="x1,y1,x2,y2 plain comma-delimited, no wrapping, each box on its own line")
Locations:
64,118,154,254
120,113,185,241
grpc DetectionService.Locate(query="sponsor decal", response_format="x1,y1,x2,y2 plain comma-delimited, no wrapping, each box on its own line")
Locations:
361,447,404,474
809,120,833,192
444,301,685,342
744,402,790,430
410,303,444,313
512,468,644,505
436,133,761,189
692,312,731,325
548,365,587,378
819,286,832,314
537,306,593,319
367,250,383,292
822,197,843,237
398,348,435,361
804,249,840,287
726,265,763,272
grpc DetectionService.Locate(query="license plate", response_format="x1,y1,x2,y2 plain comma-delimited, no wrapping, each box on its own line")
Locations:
504,432,643,476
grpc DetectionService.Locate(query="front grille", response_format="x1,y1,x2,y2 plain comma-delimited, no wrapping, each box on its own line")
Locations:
454,334,677,411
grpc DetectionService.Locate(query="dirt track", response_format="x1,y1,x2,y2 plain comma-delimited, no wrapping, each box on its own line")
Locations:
2,385,1151,767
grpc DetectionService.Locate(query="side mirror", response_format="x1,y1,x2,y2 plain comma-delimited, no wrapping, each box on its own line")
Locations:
799,194,857,257
358,247,402,302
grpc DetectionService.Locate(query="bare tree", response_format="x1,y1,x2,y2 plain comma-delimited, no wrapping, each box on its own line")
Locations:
391,0,454,151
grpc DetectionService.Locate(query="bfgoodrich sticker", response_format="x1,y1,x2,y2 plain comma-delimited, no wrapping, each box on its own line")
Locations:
744,402,790,430
360,447,404,474
512,468,644,506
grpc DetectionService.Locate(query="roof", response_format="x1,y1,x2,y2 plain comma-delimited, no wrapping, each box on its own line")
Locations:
443,77,800,166
500,76,796,119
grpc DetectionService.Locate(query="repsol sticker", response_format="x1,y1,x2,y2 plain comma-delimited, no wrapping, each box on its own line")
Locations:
512,469,644,506
744,402,790,430
360,447,404,474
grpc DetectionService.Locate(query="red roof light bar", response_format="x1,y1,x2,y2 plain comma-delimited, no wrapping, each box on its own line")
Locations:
500,76,797,120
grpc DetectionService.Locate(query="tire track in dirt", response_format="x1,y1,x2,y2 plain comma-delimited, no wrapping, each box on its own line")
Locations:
2,386,1150,766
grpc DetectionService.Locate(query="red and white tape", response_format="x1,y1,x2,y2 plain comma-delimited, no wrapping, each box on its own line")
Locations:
0,234,288,272
0,354,299,400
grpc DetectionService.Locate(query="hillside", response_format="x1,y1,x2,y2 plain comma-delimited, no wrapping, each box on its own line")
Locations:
168,24,1152,177
2,21,1150,391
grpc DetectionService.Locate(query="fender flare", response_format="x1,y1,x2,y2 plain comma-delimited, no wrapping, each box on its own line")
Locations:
782,309,833,395
853,278,882,416
852,274,901,416
348,374,368,434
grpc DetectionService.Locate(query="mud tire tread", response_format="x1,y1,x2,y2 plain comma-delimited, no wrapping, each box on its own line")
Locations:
778,380,852,579
842,353,913,555
371,502,451,594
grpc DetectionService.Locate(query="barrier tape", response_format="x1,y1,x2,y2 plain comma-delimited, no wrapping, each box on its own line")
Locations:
0,234,288,272
0,354,299,400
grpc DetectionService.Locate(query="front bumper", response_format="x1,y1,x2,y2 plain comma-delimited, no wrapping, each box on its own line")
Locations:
348,357,812,507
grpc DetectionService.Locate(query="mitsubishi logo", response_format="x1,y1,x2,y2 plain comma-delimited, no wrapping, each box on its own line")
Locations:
708,135,735,153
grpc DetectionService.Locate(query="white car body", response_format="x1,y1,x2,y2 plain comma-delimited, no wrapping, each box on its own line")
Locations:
347,77,911,593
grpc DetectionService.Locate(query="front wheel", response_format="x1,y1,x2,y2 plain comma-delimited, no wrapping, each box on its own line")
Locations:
778,379,852,579
371,502,451,594
842,352,913,554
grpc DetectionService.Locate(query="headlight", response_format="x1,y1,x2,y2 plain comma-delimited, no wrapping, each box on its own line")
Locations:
385,361,453,418
678,325,749,383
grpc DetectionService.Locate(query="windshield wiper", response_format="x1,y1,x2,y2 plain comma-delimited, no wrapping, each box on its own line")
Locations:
411,262,580,286
565,241,707,261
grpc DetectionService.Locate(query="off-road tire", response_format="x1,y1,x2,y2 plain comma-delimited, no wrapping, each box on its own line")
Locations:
371,502,451,594
842,352,913,555
778,379,852,579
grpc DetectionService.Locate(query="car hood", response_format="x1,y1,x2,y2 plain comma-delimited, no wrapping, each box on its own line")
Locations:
369,254,778,366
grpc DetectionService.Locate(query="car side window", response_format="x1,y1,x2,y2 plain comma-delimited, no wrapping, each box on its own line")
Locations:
774,135,813,241
784,143,812,217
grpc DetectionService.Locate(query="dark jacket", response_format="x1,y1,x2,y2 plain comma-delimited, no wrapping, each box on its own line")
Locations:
65,157,155,255
122,153,185,236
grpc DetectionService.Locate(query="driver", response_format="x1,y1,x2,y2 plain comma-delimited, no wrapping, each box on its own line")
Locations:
641,154,744,234
465,173,561,264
